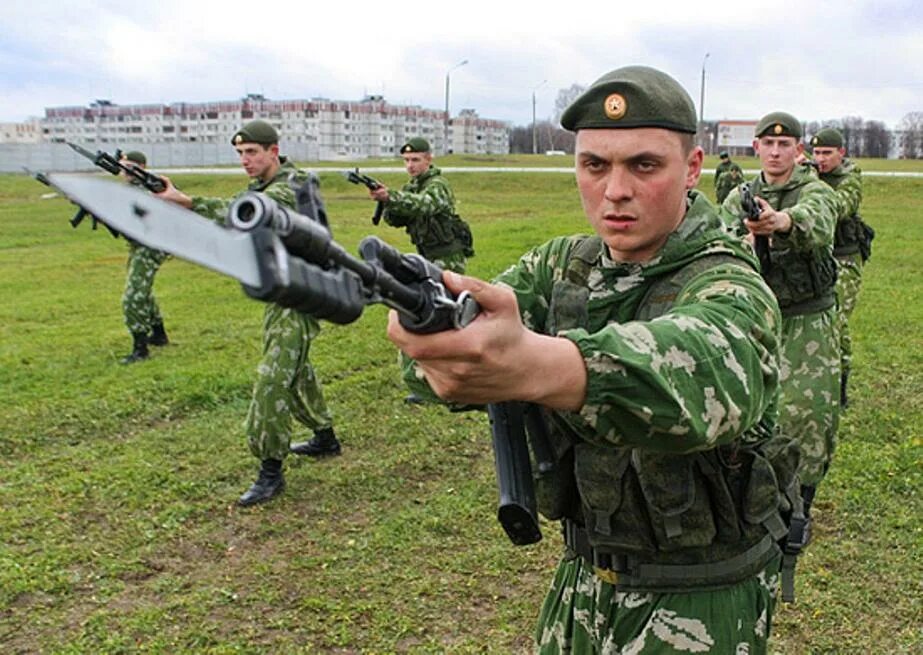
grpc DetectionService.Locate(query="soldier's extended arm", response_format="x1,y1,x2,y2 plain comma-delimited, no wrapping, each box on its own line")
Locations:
383,177,455,226
774,180,838,252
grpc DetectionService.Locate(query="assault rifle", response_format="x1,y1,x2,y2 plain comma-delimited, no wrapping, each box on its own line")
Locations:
67,142,167,193
25,167,120,237
43,173,546,546
343,168,385,226
739,183,772,275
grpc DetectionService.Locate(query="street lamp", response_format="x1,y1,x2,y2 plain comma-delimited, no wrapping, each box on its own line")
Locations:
444,59,468,155
532,80,546,155
699,52,710,153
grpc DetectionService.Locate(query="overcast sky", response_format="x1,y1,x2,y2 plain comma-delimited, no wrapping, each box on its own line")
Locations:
2,0,920,129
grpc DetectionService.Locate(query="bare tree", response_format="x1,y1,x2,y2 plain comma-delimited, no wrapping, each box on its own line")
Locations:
863,121,891,158
899,112,923,159
553,84,586,125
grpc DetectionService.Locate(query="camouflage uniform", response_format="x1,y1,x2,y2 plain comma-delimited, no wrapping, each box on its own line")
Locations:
404,192,791,653
191,159,333,461
819,158,864,383
122,241,169,336
723,164,840,487
382,165,472,273
715,161,745,204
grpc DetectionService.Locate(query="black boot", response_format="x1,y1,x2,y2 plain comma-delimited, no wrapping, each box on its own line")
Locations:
404,393,425,405
120,332,149,364
238,459,285,507
840,369,850,409
290,427,341,457
149,321,169,346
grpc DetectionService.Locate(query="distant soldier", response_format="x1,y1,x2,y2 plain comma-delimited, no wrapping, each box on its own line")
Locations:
722,112,840,541
367,137,476,404
810,127,868,408
715,151,745,203
366,137,474,274
157,119,342,506
118,151,171,364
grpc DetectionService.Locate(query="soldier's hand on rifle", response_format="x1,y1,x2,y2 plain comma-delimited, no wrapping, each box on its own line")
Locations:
369,185,390,203
154,176,193,209
386,271,586,411
746,196,793,236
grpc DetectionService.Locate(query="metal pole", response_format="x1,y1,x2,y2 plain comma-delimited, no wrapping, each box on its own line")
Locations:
444,59,468,155
699,52,710,153
531,80,546,155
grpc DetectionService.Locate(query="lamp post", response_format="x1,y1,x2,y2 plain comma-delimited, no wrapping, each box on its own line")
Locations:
444,59,468,155
532,80,546,154
699,52,710,153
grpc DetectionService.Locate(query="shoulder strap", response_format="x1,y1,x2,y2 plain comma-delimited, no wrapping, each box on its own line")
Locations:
563,235,603,286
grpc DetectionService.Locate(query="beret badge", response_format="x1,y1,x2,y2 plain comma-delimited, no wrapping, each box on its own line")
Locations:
604,93,627,121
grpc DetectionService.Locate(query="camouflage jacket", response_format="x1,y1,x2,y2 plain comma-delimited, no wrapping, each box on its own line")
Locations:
820,159,865,256
722,164,839,314
190,157,306,221
498,189,781,453
383,165,471,259
715,162,744,203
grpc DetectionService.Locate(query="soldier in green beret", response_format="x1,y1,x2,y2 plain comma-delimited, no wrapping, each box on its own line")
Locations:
809,127,869,408
117,150,171,364
158,118,342,506
367,136,475,404
366,136,474,274
389,65,795,652
722,112,840,543
714,150,744,203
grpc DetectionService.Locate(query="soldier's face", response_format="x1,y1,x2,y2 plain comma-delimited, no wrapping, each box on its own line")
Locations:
575,128,702,263
754,136,803,181
812,146,845,173
235,143,279,180
402,152,431,177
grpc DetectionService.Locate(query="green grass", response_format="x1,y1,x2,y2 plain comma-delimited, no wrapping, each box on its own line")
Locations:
1,158,921,653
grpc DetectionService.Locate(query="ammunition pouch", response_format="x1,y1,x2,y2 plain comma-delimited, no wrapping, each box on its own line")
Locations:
765,247,837,317
833,214,864,257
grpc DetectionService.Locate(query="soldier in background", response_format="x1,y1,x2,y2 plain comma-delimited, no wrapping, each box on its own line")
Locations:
368,137,475,404
157,120,341,506
367,137,473,274
118,151,171,364
389,66,792,653
809,127,867,408
714,151,744,204
722,112,839,542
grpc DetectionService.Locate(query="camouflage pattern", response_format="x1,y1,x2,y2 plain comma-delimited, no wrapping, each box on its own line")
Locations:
122,242,169,335
383,165,471,267
777,307,839,485
715,161,744,204
402,191,787,649
722,165,840,486
191,158,333,460
820,159,865,374
535,554,780,654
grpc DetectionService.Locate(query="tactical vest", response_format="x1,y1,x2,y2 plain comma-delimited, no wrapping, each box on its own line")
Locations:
403,171,474,260
821,168,866,258
748,179,838,316
535,236,801,593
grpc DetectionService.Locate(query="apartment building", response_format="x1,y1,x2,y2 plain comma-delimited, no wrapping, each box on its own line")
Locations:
38,94,509,159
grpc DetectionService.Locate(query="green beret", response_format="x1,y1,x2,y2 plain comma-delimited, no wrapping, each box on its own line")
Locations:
231,119,279,146
810,127,844,148
123,150,147,166
719,151,729,159
400,137,431,154
560,65,697,133
754,111,802,139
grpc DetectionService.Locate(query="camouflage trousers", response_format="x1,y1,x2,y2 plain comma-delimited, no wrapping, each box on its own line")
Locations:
244,304,333,461
778,307,840,486
535,553,781,654
835,253,864,373
122,244,169,334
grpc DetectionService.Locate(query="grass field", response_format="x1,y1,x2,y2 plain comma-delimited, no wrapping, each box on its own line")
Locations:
1,159,921,654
